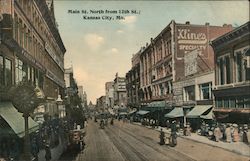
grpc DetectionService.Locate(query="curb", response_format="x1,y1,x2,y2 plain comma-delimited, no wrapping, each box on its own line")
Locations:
131,122,250,158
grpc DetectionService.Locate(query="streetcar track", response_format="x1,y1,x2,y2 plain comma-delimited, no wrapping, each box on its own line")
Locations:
105,126,150,161
114,123,197,161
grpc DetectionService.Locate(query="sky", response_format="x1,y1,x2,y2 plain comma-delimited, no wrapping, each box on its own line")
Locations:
53,0,249,103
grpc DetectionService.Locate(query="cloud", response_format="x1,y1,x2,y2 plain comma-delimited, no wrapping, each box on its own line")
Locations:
116,30,124,34
120,15,137,25
84,33,104,50
111,48,119,53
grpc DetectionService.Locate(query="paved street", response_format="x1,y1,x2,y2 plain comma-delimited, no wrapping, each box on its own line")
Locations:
59,120,249,161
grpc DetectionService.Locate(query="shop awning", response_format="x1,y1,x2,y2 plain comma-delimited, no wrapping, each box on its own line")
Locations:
164,108,184,118
136,110,150,115
187,105,213,118
0,102,39,138
119,112,128,115
200,109,214,120
128,109,137,115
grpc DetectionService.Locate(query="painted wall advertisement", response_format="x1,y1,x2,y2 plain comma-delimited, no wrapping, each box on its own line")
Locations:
175,25,209,59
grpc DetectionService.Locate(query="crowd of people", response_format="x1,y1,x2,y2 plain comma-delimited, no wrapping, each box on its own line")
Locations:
199,122,249,144
0,118,69,161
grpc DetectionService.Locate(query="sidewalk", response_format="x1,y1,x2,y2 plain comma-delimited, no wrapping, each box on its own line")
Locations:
132,122,250,157
38,136,67,161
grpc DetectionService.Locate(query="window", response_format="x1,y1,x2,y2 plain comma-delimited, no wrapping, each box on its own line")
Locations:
236,97,244,108
225,56,231,84
0,56,3,85
14,13,19,41
229,98,236,108
0,56,12,86
224,98,229,108
5,59,12,86
184,85,195,101
199,82,212,100
216,98,222,108
219,58,224,85
244,96,250,108
236,52,242,82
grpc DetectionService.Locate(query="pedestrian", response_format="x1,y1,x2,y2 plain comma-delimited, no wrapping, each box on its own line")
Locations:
31,138,39,161
159,128,165,145
242,124,249,144
225,124,232,143
232,124,240,142
166,120,170,129
45,145,51,161
170,121,177,147
214,124,222,142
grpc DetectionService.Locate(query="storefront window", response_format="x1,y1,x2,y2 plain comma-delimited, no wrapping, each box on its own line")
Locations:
5,59,12,86
229,98,236,108
216,98,222,108
224,98,229,108
244,96,250,108
236,97,244,108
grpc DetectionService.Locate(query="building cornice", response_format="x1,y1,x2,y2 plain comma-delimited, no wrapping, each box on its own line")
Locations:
211,21,250,50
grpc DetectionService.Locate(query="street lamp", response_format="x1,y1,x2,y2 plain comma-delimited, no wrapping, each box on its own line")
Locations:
56,95,64,118
10,83,44,161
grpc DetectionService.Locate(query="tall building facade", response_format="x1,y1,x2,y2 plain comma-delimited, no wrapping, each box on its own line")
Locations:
126,51,141,109
105,81,114,108
211,21,250,123
113,73,127,107
139,20,232,107
0,0,66,117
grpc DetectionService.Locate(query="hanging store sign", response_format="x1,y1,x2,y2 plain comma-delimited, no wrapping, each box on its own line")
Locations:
176,25,208,59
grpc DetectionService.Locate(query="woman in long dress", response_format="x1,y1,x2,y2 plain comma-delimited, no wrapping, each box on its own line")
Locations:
225,124,232,143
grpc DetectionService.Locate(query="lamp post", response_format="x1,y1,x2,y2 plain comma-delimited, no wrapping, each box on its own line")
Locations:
56,95,63,118
10,83,44,161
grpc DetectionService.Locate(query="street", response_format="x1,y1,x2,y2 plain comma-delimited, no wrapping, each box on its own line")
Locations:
59,120,249,161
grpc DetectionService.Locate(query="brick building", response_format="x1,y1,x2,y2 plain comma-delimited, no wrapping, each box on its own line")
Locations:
211,21,250,124
0,0,66,121
126,51,141,109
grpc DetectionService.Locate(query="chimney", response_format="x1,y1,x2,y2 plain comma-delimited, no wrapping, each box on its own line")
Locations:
205,22,210,26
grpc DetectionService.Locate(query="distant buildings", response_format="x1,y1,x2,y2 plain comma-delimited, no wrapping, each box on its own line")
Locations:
211,21,250,124
96,95,106,111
